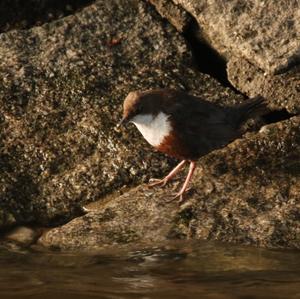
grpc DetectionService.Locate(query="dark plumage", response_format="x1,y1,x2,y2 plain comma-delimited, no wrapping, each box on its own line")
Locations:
119,89,267,202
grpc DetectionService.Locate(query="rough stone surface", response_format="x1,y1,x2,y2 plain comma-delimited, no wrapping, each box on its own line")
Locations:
149,0,192,32
0,0,243,227
39,116,300,250
0,210,16,228
0,0,94,32
172,0,300,73
228,57,300,114
4,226,42,247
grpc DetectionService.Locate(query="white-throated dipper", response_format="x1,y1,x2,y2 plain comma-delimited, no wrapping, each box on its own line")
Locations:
119,89,266,202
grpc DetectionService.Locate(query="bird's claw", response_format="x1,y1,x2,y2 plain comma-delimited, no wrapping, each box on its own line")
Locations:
163,192,184,204
148,178,168,187
164,187,192,204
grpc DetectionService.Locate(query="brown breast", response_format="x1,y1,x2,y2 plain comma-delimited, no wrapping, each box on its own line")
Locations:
156,130,195,161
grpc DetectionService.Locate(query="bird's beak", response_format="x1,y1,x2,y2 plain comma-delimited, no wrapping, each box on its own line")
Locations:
116,116,128,128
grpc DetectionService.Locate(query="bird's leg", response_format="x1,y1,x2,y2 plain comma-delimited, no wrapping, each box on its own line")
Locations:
148,160,187,187
172,161,196,203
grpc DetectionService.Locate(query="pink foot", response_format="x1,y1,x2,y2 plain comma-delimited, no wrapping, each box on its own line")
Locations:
166,161,196,204
148,160,187,188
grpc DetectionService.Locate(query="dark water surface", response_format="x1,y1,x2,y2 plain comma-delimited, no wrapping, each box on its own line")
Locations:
1,241,300,299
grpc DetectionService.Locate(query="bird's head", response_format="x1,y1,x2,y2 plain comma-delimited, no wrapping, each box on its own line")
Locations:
118,90,163,127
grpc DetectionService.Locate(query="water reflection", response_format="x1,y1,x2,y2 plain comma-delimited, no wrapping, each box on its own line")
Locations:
0,240,300,299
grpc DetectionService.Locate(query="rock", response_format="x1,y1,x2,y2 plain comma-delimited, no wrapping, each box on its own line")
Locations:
172,0,300,74
227,57,300,114
39,116,300,250
0,210,16,228
0,0,243,227
0,0,93,33
39,190,177,250
149,0,192,32
4,226,42,246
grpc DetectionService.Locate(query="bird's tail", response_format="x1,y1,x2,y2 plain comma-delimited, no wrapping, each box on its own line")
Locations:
234,95,268,128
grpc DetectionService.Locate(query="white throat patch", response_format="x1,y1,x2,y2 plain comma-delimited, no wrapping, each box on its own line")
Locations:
131,112,171,147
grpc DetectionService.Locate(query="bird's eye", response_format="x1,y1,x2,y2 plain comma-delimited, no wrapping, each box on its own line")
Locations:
135,106,141,114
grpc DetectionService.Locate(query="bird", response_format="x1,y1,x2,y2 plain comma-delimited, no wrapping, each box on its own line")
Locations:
118,89,266,203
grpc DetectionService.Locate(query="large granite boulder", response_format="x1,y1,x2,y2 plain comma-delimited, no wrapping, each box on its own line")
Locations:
39,116,300,250
0,0,243,228
171,0,300,74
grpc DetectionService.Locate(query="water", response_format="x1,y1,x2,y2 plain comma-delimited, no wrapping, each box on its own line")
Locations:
1,240,300,299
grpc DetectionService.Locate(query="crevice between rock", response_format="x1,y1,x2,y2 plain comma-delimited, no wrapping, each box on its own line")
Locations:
182,20,235,89
147,0,240,90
